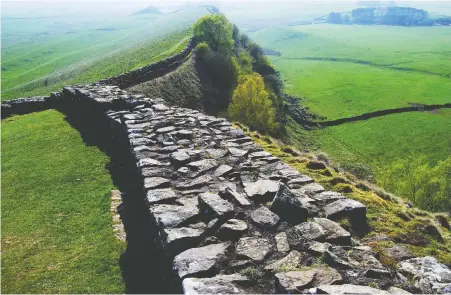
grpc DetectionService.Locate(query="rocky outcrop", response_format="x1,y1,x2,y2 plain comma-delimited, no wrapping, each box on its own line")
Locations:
397,256,451,294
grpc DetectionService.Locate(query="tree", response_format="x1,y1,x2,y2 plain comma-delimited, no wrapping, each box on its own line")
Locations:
378,155,451,212
327,12,343,24
193,14,234,53
228,74,277,132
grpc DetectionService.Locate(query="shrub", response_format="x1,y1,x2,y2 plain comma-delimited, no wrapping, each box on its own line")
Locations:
378,155,451,212
195,42,210,59
193,14,234,54
228,74,277,132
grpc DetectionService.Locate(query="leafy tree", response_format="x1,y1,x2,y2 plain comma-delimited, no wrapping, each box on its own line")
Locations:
193,14,234,53
379,155,451,212
228,74,277,132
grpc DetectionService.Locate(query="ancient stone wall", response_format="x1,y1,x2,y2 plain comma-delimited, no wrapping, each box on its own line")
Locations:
98,37,197,89
2,82,451,294
1,97,50,119
28,84,446,294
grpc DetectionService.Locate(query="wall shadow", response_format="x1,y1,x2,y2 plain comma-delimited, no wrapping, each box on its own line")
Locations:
61,108,174,294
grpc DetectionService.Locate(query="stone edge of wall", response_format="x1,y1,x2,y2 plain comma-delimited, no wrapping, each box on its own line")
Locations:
97,37,197,89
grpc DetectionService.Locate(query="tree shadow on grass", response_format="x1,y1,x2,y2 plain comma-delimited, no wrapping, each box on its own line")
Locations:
61,109,176,294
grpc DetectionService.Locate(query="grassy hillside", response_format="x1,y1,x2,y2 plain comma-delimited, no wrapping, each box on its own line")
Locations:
250,24,451,209
1,7,208,101
1,110,125,293
251,25,451,119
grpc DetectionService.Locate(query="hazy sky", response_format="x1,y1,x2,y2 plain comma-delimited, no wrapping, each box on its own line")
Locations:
2,0,449,18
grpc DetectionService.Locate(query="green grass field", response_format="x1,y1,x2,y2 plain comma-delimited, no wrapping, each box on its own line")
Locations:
251,24,451,119
250,24,451,203
1,110,125,293
1,7,208,101
310,109,451,176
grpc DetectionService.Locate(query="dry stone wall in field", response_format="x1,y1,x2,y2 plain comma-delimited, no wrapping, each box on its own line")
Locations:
1,49,451,294
6,82,446,294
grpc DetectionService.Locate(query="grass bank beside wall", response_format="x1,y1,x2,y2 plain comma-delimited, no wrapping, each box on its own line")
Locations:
1,110,125,293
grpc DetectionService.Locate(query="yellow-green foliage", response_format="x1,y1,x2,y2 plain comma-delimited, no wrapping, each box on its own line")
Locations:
195,41,210,59
235,125,451,265
228,74,277,132
233,49,254,75
193,14,234,53
378,155,451,212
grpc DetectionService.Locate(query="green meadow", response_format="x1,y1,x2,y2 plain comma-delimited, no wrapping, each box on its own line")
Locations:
1,7,208,100
1,111,125,293
1,6,208,292
250,24,451,202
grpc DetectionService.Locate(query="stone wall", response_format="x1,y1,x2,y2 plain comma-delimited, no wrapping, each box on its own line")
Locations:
98,37,197,89
1,97,50,119
2,82,450,294
42,84,448,294
317,103,451,127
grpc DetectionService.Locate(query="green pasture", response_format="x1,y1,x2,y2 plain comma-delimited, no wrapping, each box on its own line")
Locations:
1,7,208,100
309,109,451,177
251,24,451,207
1,110,125,293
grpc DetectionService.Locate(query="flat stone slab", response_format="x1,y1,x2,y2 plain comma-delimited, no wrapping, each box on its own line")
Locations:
317,284,390,295
323,199,366,221
265,250,304,272
173,242,231,279
313,217,352,246
151,199,199,228
250,206,280,229
205,149,228,159
198,193,234,218
228,147,248,157
296,182,325,195
141,166,174,177
311,191,346,203
164,223,206,253
216,219,248,241
244,180,280,200
223,188,251,206
144,177,170,189
248,151,272,159
156,126,176,133
187,159,219,174
170,150,191,165
276,266,342,293
137,158,168,168
146,188,178,204
182,274,249,294
287,175,314,187
236,237,271,262
214,165,233,177
177,175,213,190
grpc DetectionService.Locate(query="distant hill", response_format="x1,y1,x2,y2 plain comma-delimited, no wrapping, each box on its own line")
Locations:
134,5,162,15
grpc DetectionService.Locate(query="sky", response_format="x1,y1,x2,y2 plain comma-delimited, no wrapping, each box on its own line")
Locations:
2,0,450,18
